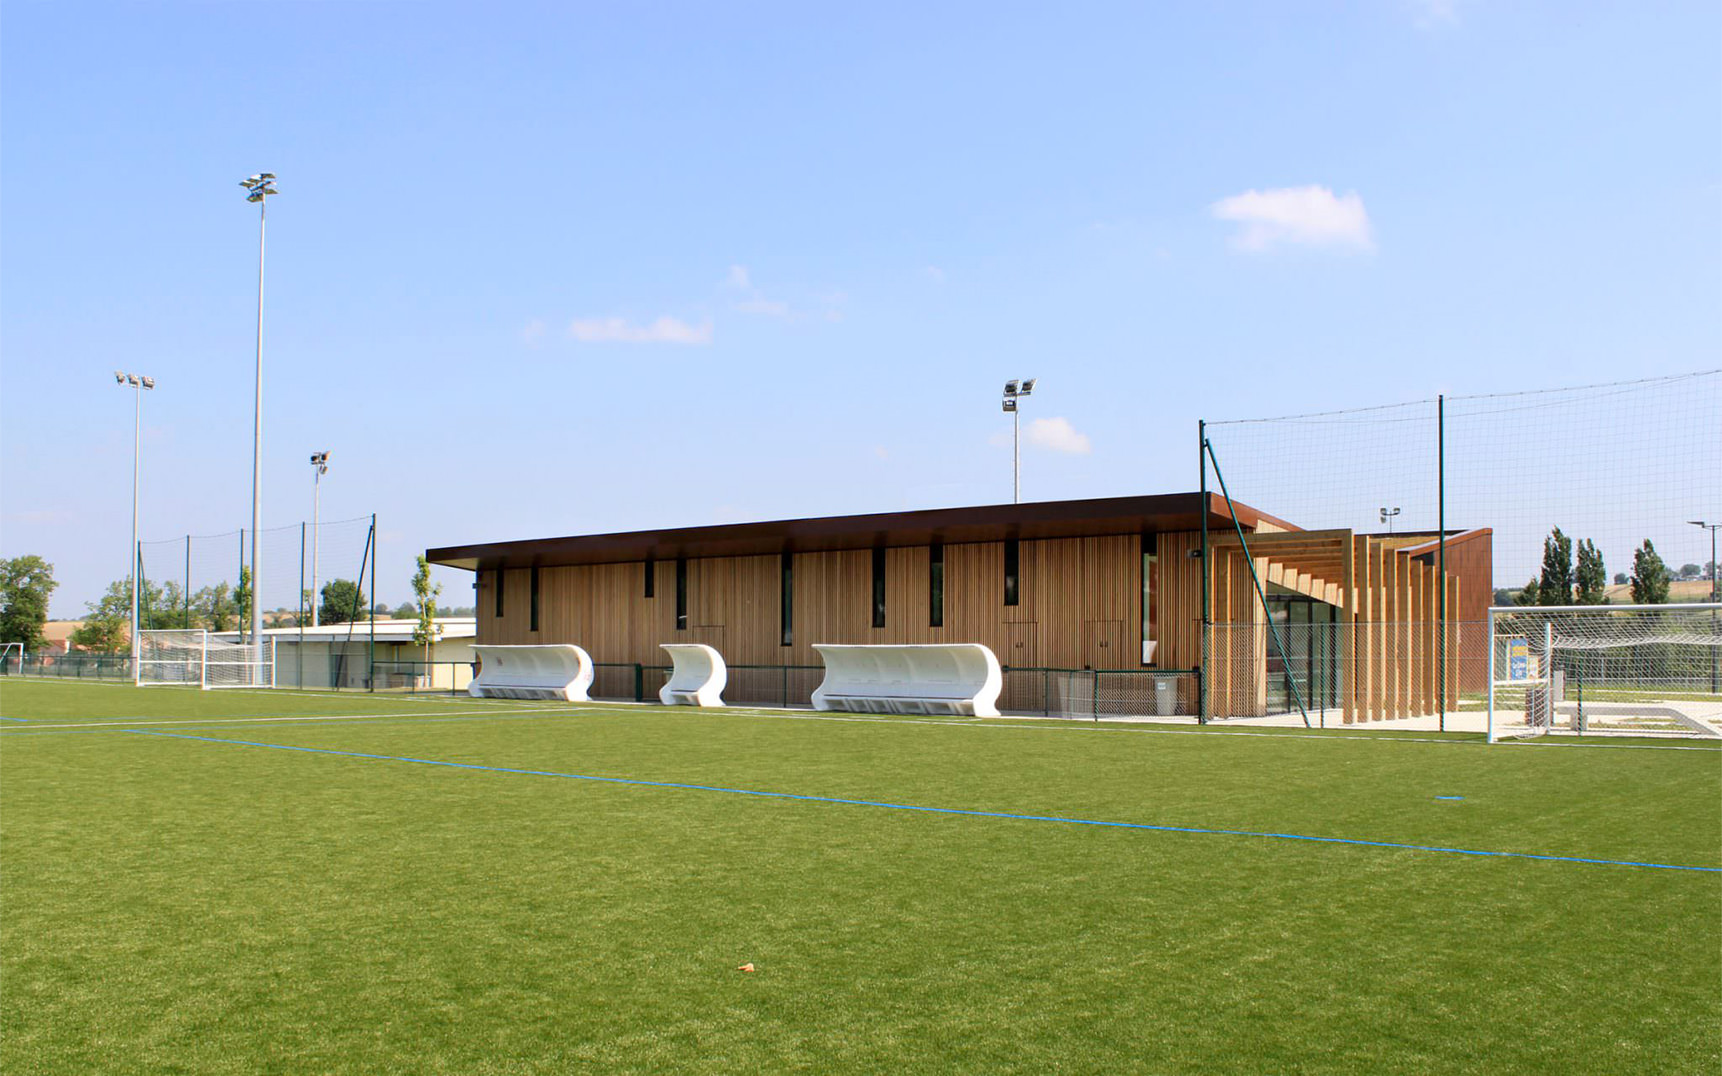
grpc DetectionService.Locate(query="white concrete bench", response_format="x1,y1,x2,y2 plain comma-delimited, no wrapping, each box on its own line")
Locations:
659,643,727,707
811,643,1002,717
469,644,594,701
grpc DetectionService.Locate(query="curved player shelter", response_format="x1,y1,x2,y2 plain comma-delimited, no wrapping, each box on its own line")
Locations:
427,493,1490,723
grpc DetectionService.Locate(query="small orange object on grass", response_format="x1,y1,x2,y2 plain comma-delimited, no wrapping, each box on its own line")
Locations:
737,963,755,973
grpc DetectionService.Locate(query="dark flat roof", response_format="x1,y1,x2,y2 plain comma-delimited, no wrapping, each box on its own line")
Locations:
427,492,1297,571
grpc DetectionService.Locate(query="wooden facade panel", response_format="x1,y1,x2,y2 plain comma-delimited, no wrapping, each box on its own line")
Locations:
468,523,1475,723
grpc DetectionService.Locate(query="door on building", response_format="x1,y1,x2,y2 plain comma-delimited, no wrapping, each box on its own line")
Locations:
1084,620,1124,669
1000,621,1039,713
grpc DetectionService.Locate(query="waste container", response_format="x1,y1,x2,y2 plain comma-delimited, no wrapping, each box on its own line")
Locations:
1154,677,1175,716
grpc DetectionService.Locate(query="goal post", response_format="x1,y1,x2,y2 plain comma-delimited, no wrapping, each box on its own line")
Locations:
0,642,22,675
1488,604,1722,741
137,629,275,690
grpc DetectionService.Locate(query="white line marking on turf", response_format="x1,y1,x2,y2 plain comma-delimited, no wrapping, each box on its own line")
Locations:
1,705,577,731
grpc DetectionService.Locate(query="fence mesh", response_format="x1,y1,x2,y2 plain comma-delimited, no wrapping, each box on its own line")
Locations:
135,515,375,636
1203,370,1722,732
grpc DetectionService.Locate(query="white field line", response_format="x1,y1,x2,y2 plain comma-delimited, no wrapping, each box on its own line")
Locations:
7,693,1716,753
1,704,585,731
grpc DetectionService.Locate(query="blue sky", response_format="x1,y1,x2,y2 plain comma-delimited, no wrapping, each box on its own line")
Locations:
3,1,1718,617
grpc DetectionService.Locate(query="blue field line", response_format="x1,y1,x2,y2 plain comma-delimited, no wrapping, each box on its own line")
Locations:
127,729,1722,874
0,716,30,722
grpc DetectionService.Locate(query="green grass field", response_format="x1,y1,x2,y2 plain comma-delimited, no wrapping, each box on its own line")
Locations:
2,681,1718,1074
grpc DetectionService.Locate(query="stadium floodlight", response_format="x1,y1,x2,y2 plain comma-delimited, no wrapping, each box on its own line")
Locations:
241,172,278,646
1379,506,1401,533
115,371,156,682
309,451,331,626
1001,377,1038,504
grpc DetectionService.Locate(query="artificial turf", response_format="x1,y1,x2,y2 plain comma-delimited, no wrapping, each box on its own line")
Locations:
2,680,1718,1074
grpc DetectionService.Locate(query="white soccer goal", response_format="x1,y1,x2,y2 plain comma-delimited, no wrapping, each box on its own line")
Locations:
1488,604,1722,741
137,629,276,690
0,642,22,674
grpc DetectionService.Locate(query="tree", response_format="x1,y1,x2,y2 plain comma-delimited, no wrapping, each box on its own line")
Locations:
1677,563,1702,581
393,601,417,619
193,582,234,632
1517,576,1542,606
318,579,367,625
234,566,253,641
154,580,192,629
1537,527,1574,606
372,602,391,617
1613,572,1629,586
1630,540,1670,605
70,579,133,652
1574,539,1607,605
410,555,443,670
0,555,58,651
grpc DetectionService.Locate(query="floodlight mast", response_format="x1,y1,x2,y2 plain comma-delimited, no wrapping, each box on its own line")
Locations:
310,451,330,626
1001,377,1036,503
240,173,278,646
1379,506,1401,534
116,371,155,681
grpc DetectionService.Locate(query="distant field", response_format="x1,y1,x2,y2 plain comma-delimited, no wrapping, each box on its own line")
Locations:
1601,579,1717,603
2,681,1718,1075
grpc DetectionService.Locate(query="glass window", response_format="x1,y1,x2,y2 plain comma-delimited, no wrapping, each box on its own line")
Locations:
675,558,688,630
529,566,540,632
929,543,944,628
1004,539,1019,606
1142,534,1158,665
872,547,887,628
780,552,794,646
644,557,655,599
494,569,504,618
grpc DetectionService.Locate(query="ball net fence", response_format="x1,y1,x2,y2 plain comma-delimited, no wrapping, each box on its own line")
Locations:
1199,370,1721,736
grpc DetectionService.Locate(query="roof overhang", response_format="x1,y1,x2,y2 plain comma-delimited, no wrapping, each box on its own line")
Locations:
427,492,1297,572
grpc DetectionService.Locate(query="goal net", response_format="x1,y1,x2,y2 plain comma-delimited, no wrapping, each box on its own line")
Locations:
1488,604,1722,741
137,629,276,690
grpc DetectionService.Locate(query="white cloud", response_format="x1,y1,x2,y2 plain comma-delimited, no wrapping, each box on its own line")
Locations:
920,265,946,284
723,264,751,290
734,298,791,318
568,316,713,345
1210,185,1374,253
1025,417,1092,455
1409,0,1460,28
521,319,547,346
873,446,889,460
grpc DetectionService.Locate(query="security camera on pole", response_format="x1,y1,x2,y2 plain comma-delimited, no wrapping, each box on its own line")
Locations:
240,172,277,647
1001,378,1037,504
310,451,330,626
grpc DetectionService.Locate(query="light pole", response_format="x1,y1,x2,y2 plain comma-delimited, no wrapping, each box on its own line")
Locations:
116,371,155,678
310,451,330,625
1692,520,1721,692
241,172,277,646
1379,506,1401,534
1001,378,1036,503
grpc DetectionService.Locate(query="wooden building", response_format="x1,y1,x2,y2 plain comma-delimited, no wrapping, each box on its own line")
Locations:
427,493,1491,723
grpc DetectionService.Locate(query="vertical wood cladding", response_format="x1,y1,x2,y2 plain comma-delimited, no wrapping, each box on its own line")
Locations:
476,532,1169,671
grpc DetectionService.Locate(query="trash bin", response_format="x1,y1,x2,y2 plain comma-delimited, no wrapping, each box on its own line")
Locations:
1154,677,1175,716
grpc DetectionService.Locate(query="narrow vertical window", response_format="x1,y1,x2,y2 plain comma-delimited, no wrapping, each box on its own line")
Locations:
929,543,945,628
644,556,655,599
872,547,887,628
1004,539,1020,606
675,557,688,630
780,552,794,646
1142,533,1159,665
529,565,540,632
494,569,504,618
